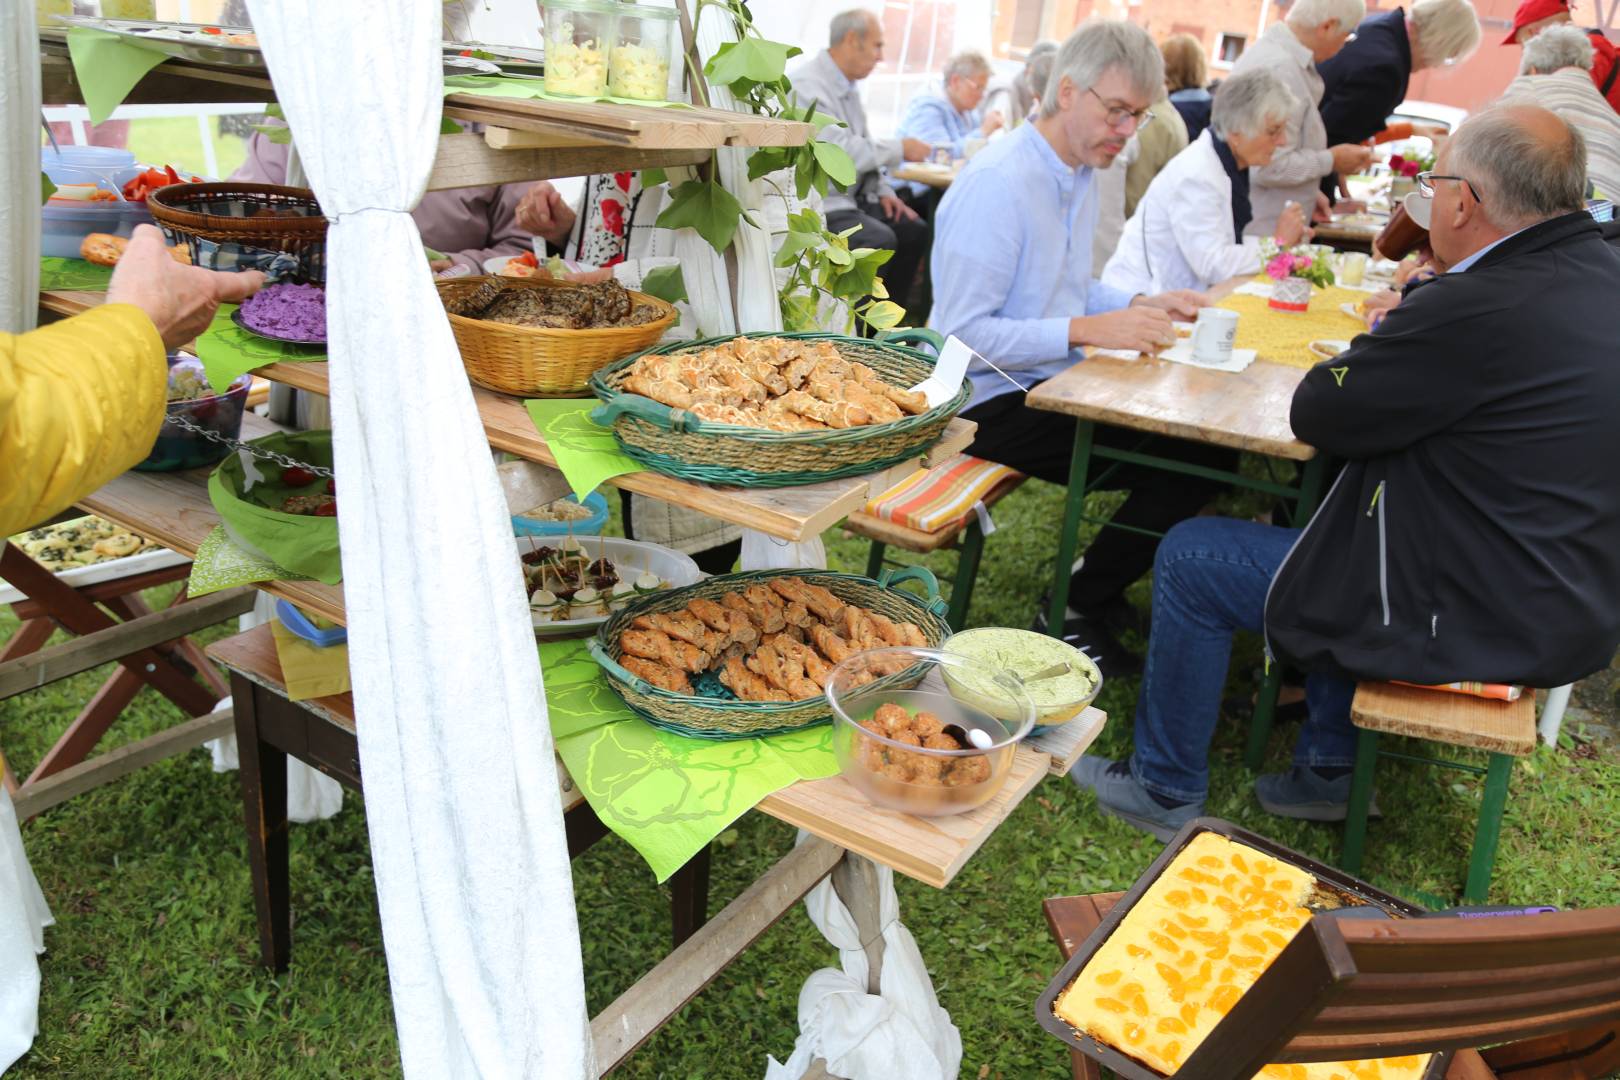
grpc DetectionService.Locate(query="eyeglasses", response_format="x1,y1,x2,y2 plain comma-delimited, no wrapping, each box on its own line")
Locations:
1086,86,1155,132
1417,171,1484,204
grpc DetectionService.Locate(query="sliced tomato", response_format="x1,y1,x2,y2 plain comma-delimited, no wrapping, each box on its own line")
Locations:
281,466,317,487
314,502,338,517
165,164,181,185
515,250,539,267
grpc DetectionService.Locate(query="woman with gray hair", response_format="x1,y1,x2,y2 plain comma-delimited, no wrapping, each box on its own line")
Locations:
1503,23,1620,197
1103,69,1309,295
1232,0,1373,235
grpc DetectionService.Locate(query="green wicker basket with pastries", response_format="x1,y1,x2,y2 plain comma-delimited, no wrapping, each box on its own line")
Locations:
587,566,951,740
587,329,968,488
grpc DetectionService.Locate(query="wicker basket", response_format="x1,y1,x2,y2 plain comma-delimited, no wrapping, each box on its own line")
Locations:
436,276,678,398
148,182,327,280
588,330,971,487
587,566,951,740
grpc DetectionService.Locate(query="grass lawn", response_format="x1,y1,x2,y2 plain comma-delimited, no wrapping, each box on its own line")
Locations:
125,116,251,183
4,477,1618,1078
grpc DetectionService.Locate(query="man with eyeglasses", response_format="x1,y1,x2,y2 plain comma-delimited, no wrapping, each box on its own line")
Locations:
1232,0,1374,235
1073,103,1620,840
930,20,1229,674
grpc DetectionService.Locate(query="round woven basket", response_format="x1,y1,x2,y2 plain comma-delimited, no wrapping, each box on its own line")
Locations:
588,330,970,487
436,276,678,397
148,182,327,278
588,566,951,740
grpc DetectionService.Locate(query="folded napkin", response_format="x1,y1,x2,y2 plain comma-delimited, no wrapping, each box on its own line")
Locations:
862,454,1021,534
269,618,352,702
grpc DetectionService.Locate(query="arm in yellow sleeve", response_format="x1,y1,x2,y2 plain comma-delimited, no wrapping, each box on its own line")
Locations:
0,305,168,537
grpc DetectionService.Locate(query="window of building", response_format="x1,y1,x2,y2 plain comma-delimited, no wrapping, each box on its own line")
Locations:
1214,32,1247,66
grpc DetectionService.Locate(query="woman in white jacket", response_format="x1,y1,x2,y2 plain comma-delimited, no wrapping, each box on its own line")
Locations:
1103,68,1309,296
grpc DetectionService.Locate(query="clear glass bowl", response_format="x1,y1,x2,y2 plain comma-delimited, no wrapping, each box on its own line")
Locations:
825,647,1035,818
541,0,617,98
135,354,251,472
942,627,1102,732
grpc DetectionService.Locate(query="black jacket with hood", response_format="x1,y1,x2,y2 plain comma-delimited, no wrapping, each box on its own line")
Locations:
1265,211,1620,687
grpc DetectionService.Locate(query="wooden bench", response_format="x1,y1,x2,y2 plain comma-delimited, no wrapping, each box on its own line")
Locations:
1043,892,1620,1079
1343,682,1538,904
845,470,1025,628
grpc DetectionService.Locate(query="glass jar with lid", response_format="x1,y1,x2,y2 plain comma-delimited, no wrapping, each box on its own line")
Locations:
540,0,617,98
609,3,678,102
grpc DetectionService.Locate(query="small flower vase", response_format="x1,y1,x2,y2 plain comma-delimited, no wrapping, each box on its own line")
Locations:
1268,276,1312,313
1390,176,1417,202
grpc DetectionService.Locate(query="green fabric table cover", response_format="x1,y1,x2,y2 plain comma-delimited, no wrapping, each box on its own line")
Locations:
542,638,838,882
443,74,692,110
523,399,643,501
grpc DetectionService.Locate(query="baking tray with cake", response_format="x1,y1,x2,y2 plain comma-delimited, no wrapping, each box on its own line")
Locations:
1035,818,1448,1080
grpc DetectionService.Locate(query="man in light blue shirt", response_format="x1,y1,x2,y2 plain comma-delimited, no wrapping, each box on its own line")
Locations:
895,51,1003,202
931,19,1230,672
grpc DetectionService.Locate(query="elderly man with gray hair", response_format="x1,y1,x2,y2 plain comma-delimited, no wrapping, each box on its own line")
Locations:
931,20,1230,673
1232,0,1374,235
983,41,1059,132
1504,23,1620,197
1104,68,1307,295
1074,103,1620,840
790,9,934,306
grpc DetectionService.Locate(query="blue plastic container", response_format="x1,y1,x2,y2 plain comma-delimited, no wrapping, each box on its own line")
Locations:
511,490,609,536
275,599,348,648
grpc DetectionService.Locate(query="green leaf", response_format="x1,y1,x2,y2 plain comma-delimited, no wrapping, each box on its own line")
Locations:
773,231,819,267
861,300,905,332
823,244,853,267
704,37,802,87
745,147,790,182
40,172,56,205
782,104,846,131
249,123,294,144
655,179,748,253
264,103,284,119
641,167,667,187
439,116,461,134
810,140,856,187
639,265,687,304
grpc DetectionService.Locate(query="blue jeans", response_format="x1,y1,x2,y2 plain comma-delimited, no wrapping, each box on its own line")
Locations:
1129,517,1357,804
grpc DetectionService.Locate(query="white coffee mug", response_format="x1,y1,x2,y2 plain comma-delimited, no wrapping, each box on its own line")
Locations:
1191,308,1239,364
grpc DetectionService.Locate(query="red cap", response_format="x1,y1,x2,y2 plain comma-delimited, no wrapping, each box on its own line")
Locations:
1502,0,1572,46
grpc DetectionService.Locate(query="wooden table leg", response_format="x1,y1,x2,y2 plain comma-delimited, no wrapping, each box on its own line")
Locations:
669,844,711,948
1046,421,1095,637
0,619,55,663
232,673,290,971
25,663,143,785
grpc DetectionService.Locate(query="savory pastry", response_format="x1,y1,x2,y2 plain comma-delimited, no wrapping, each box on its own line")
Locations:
621,656,692,694
80,232,128,266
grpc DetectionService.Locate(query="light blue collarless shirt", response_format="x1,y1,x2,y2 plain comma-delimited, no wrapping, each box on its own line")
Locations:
1446,227,1527,274
929,122,1135,409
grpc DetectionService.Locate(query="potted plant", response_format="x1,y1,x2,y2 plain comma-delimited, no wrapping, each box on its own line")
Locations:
1387,151,1432,202
1262,243,1336,312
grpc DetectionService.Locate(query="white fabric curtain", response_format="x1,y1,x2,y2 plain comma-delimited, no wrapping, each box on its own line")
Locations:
0,4,54,1071
245,3,591,1076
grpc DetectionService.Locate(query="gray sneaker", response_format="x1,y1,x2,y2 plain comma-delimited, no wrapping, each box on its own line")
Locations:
1070,755,1203,842
1254,766,1381,822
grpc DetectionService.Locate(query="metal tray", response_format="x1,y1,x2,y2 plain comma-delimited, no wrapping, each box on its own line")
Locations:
51,16,267,69
1034,817,1448,1080
444,41,545,75
230,307,325,347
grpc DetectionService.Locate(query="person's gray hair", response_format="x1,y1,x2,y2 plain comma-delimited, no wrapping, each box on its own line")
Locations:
1285,0,1367,34
1022,40,1060,102
943,50,992,84
1521,22,1595,73
1209,68,1298,140
1039,20,1164,119
1444,104,1588,229
829,9,875,50
1410,0,1482,66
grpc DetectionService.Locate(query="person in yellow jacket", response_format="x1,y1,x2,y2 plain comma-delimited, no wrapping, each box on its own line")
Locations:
1,225,264,537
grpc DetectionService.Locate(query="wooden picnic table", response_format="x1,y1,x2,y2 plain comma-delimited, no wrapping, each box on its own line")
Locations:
892,162,960,191
1025,300,1329,769
1312,215,1384,254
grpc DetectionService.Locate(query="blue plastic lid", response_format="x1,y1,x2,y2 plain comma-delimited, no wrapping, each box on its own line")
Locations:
42,145,136,168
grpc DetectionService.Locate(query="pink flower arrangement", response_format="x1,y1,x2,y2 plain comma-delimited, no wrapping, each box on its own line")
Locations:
1265,252,1316,281
1389,154,1424,178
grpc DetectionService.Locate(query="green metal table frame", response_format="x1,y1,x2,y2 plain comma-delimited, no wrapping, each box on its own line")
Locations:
1043,419,1328,771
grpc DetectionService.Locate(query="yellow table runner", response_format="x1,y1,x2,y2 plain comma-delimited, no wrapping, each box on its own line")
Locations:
1217,282,1368,369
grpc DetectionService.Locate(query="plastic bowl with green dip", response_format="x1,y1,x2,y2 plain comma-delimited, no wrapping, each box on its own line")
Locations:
942,628,1103,730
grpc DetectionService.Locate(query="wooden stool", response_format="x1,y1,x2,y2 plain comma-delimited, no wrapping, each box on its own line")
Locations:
1342,682,1537,904
846,473,1024,628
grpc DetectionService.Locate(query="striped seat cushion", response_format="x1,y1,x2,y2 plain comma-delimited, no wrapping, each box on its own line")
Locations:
862,454,1022,535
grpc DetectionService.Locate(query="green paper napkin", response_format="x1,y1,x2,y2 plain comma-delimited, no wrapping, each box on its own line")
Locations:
195,303,326,399
443,74,693,110
66,28,169,124
38,257,115,292
541,638,839,881
186,525,311,598
523,399,642,501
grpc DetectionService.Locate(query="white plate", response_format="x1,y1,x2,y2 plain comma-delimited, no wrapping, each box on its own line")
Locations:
0,540,189,606
1308,339,1353,361
481,255,588,277
519,535,702,637
1339,302,1364,320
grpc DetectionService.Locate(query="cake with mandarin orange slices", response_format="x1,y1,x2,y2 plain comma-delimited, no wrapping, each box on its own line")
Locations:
1054,832,1431,1080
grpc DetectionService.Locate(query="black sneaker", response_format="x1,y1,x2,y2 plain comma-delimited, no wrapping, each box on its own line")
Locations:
1032,601,1143,677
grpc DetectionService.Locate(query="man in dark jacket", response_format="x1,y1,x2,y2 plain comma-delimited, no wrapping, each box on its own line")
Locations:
1073,104,1620,840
